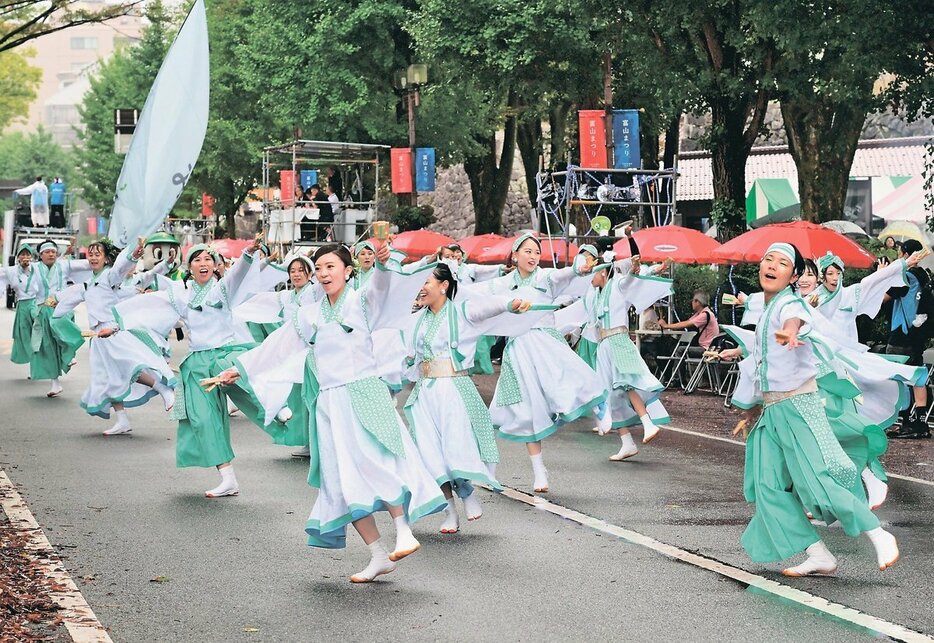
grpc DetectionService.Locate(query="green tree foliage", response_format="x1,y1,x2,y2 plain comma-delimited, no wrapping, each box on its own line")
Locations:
74,2,173,213
0,0,139,53
748,0,928,223
0,48,41,130
0,127,74,184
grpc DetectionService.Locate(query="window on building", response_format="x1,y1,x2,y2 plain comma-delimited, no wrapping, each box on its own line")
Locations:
70,37,98,50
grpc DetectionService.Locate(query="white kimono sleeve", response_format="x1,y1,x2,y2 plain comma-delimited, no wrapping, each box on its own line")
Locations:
113,290,182,339
852,259,908,318
51,283,86,319
363,261,434,331
233,291,285,325
234,320,310,426
616,271,673,314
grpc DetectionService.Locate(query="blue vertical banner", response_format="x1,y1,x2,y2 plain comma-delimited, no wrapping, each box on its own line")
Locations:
299,170,319,190
612,109,641,169
415,147,436,192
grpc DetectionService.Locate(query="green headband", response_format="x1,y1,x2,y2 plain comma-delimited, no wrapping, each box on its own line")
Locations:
511,233,540,253
765,242,796,264
579,244,598,258
817,252,844,274
354,241,376,255
186,243,220,266
36,240,58,254
17,244,36,257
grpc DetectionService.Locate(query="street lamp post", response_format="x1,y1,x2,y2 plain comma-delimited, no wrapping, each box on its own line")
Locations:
393,64,428,207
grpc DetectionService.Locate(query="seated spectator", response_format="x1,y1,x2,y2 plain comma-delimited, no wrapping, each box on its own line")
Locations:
658,290,720,349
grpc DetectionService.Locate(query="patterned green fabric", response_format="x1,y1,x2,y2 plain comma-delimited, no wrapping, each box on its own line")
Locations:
789,392,858,490
321,287,349,323
495,328,566,407
346,376,405,457
420,302,448,359
129,328,164,357
604,333,643,374
406,376,499,463
168,377,187,420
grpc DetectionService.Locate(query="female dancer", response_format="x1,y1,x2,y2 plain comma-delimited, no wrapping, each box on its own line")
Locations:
52,238,176,435
0,245,41,372
403,262,537,533
234,255,323,454
223,243,446,583
736,254,924,508
726,243,898,577
468,233,603,493
32,240,88,397
113,240,270,498
586,237,674,461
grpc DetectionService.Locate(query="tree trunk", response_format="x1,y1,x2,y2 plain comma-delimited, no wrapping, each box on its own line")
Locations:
662,114,680,170
708,97,761,240
516,117,542,208
548,101,571,167
465,93,519,235
781,98,866,223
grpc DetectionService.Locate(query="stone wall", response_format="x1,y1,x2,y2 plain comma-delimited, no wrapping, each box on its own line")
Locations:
680,102,933,150
420,161,533,239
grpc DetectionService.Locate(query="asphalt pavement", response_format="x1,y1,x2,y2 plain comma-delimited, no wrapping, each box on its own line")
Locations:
0,308,930,642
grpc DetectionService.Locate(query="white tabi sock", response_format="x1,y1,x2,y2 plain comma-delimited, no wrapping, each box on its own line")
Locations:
463,491,483,521
103,410,131,436
390,515,420,561
610,431,639,461
350,539,396,583
151,380,175,412
47,378,62,397
595,405,612,436
530,453,549,492
640,414,660,444
782,541,838,577
866,527,899,570
440,498,459,534
861,468,888,510
205,466,239,498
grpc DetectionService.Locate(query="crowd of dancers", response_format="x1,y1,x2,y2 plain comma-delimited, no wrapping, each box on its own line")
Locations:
1,229,920,582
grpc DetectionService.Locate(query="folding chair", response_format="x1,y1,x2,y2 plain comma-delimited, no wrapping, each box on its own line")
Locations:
655,331,696,388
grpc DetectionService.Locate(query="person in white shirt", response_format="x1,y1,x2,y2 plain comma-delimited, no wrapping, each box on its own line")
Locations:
14,176,50,227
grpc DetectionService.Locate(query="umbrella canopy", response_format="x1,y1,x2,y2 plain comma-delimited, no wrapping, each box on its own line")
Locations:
873,176,929,223
745,178,798,225
878,220,927,244
457,233,505,260
612,225,723,264
749,203,801,229
711,221,877,268
210,238,254,259
474,235,579,266
822,220,869,238
390,229,455,260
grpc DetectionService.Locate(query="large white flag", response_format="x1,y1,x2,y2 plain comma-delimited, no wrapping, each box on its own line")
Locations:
108,0,209,247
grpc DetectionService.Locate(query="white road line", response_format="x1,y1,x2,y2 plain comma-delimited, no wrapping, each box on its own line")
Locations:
0,470,113,643
663,424,934,488
495,485,933,643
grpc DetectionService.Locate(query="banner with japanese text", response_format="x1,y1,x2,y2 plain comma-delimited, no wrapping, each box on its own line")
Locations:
279,170,296,207
612,109,641,169
578,110,608,168
391,148,413,193
415,147,436,192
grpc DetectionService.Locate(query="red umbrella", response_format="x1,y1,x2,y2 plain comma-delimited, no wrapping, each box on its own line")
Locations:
612,225,723,264
390,229,455,260
457,233,505,260
474,235,579,266
210,238,254,259
711,221,876,268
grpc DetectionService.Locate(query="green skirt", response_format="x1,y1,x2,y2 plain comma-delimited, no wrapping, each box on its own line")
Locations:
575,337,598,370
741,391,880,563
175,343,268,468
246,321,282,343
269,384,310,447
30,306,83,380
11,299,37,364
470,335,496,375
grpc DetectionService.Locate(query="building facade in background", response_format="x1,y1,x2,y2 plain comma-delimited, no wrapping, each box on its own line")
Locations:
9,1,143,146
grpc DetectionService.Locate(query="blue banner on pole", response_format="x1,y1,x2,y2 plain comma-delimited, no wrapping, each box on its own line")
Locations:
612,109,641,169
415,148,436,192
299,170,319,190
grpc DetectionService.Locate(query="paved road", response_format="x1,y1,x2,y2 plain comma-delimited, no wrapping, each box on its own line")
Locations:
0,309,929,641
